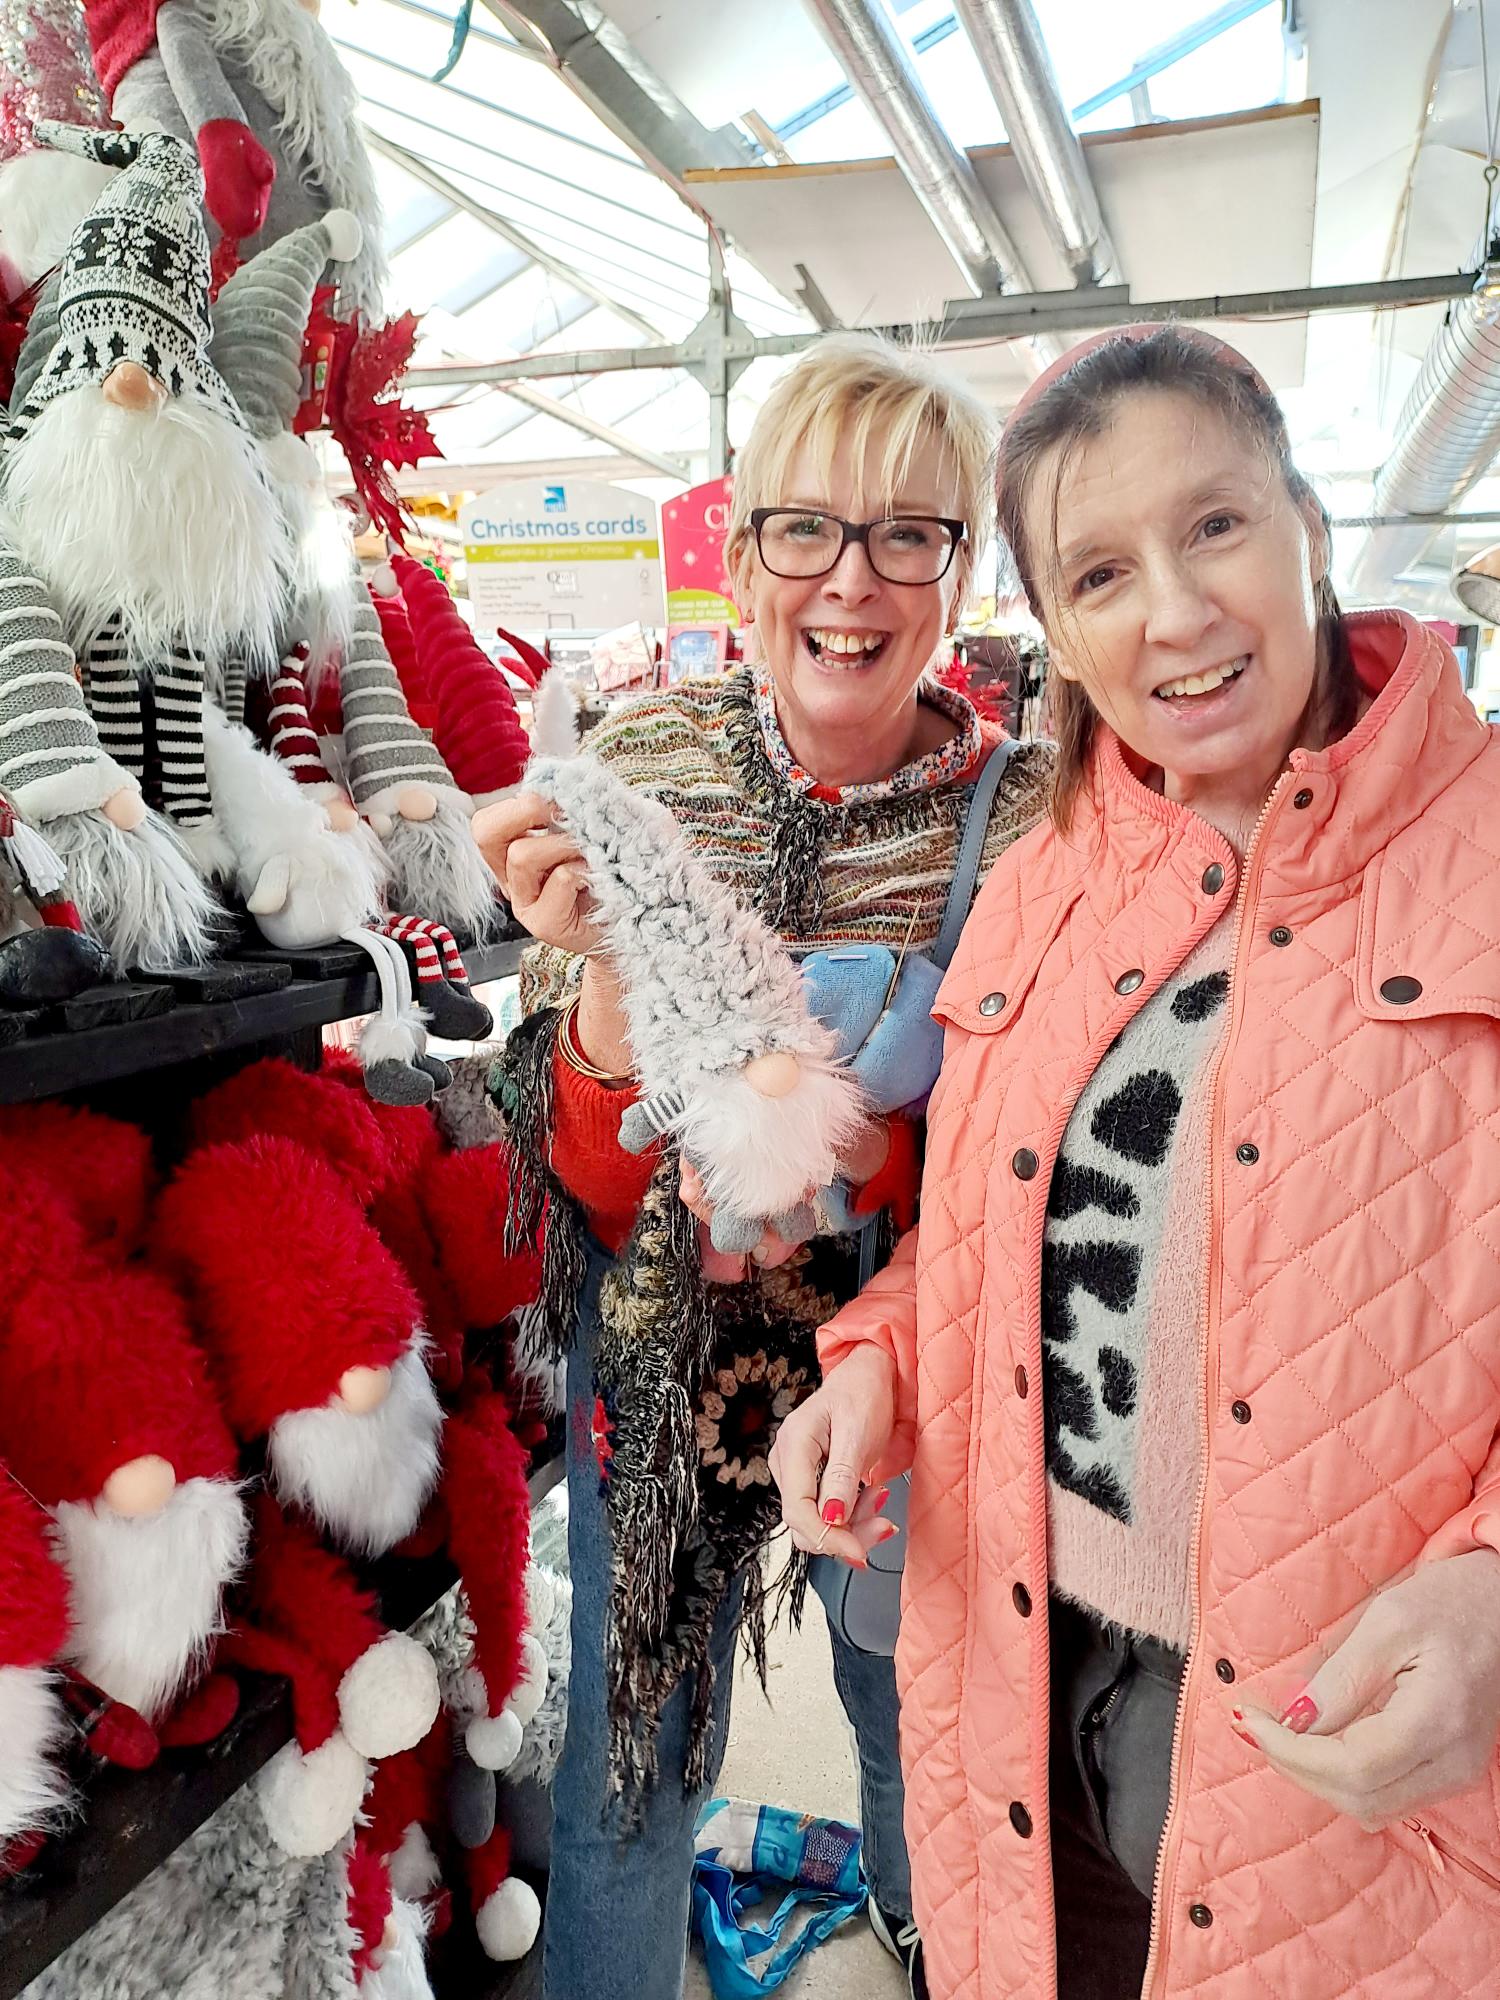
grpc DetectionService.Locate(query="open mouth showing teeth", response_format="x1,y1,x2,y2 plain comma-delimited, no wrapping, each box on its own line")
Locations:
1154,656,1249,700
805,628,890,667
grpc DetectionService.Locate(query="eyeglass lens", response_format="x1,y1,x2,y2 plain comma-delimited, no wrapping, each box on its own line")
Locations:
758,513,956,583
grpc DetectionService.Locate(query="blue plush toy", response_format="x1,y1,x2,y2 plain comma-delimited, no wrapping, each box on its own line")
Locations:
799,945,945,1115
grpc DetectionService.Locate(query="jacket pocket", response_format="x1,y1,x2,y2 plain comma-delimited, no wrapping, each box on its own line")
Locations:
1401,1816,1500,1904
1355,846,1500,1023
934,878,1085,1039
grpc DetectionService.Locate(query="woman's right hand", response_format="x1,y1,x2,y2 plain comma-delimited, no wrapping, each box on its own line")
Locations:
770,1345,899,1568
472,791,601,955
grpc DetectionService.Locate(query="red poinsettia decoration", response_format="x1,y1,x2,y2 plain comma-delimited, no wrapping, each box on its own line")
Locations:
311,303,442,546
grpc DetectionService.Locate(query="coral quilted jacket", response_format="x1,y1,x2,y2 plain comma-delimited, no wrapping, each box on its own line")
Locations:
820,611,1500,2000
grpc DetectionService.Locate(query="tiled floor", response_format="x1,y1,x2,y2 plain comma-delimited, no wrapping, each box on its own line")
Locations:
683,1604,908,2000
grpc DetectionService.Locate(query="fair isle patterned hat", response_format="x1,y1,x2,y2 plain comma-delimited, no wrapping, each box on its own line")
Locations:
8,121,245,442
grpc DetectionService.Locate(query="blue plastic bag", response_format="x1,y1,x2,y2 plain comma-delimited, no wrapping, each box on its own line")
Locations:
692,1799,867,1998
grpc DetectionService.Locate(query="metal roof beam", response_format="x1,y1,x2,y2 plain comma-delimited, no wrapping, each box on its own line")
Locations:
492,378,690,477
365,128,665,342
403,271,1480,387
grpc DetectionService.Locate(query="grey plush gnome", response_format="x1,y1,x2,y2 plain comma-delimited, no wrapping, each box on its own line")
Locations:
529,754,871,1251
1,119,289,886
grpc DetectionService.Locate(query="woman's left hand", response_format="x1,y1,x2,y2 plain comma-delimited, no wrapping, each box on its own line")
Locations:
1236,1549,1500,1826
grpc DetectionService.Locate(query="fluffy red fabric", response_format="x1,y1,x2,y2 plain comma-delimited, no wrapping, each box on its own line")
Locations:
346,1833,394,1980
79,0,162,99
195,118,275,242
0,1471,68,1670
421,1148,540,1331
442,1391,530,1717
465,1823,515,1910
0,1104,155,1252
373,592,432,728
154,1136,420,1437
362,1719,445,1860
189,1058,394,1208
393,553,528,793
0,1256,235,1506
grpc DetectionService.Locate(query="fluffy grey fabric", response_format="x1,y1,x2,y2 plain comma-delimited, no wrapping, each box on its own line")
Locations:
431,1051,505,1151
506,1565,571,1791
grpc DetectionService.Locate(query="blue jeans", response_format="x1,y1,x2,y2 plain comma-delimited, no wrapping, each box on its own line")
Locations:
542,1241,912,2000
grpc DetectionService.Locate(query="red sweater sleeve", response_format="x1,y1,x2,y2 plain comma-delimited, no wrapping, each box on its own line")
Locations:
548,1049,656,1253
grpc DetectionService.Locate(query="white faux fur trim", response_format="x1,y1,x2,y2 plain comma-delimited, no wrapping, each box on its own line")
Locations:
388,1822,441,1903
363,1896,435,2000
255,1731,368,1857
10,761,138,822
196,0,389,318
475,1876,541,1964
673,1061,868,1230
268,1344,441,1557
265,442,358,671
0,1665,69,1845
41,806,222,971
3,389,290,667
357,1005,428,1069
50,1477,248,1720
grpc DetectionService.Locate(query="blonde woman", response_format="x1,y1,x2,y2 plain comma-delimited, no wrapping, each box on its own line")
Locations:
478,334,1051,2000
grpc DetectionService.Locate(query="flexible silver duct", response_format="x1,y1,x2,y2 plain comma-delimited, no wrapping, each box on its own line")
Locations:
803,0,1029,299
953,0,1119,287
1343,257,1500,603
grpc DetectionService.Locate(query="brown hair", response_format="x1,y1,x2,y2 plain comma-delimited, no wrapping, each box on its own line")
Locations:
996,326,1353,828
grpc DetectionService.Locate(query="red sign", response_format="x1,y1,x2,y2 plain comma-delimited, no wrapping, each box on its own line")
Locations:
662,477,738,628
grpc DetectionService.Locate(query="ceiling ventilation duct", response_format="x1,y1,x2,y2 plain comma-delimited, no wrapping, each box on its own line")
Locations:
803,0,1030,300
1343,250,1500,605
952,0,1119,287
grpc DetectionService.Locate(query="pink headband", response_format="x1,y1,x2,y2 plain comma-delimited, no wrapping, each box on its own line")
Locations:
999,321,1272,454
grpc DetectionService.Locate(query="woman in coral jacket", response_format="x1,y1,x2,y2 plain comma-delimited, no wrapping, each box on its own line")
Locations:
772,324,1500,2000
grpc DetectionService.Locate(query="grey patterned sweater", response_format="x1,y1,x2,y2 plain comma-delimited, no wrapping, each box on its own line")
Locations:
1042,922,1233,1647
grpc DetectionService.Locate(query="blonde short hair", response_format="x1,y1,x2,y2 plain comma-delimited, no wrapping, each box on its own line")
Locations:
725,332,997,615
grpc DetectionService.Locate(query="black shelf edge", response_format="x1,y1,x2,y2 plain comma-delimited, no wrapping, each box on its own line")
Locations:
0,1453,565,1999
0,936,525,1106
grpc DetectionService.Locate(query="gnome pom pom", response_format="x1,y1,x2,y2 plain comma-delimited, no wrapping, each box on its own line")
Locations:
506,1633,549,1729
465,1706,522,1773
469,1838,541,1963
321,207,363,264
256,1731,369,1858
336,1632,440,1761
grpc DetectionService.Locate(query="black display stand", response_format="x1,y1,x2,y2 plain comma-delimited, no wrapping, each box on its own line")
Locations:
0,924,553,1999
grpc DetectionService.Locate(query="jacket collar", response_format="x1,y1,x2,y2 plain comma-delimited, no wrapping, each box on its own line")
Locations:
1086,610,1490,888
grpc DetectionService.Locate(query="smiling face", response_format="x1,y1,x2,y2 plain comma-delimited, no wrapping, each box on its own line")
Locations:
738,427,964,768
1030,388,1328,807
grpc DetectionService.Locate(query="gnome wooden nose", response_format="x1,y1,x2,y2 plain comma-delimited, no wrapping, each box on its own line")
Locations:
101,1454,177,1517
102,362,166,413
743,1051,801,1098
338,1364,392,1415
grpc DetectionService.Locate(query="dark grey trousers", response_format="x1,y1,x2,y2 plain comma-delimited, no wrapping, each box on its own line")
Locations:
1049,1595,1186,2000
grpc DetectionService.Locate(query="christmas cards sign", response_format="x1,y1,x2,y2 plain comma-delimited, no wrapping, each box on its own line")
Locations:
462,478,665,631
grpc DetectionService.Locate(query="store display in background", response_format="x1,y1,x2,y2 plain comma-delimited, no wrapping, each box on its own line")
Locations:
591,622,658,695
461,477,664,635
662,477,738,630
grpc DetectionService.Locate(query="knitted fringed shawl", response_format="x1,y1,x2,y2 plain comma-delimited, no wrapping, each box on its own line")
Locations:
492,668,1051,1818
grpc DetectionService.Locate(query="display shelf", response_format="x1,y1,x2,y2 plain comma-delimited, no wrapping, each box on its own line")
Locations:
0,933,525,1105
0,1453,565,2000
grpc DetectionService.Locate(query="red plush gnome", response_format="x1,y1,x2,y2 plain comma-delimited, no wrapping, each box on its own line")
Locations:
0,1119,247,1751
391,555,530,805
0,1467,70,1873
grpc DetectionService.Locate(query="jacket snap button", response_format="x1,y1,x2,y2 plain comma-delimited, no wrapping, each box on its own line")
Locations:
979,991,1006,1016
1231,1399,1252,1425
1012,1148,1039,1181
1215,1658,1236,1684
1293,788,1313,809
1014,1364,1029,1398
1201,863,1225,894
1009,1801,1033,1839
1012,1581,1032,1617
1236,1142,1259,1165
1270,926,1292,947
1189,1904,1214,1929
1115,968,1145,995
1380,975,1423,1005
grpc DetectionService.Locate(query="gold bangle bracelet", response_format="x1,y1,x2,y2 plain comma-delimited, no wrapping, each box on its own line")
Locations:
557,995,633,1087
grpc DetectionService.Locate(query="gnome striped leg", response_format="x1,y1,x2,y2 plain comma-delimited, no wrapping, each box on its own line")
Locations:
151,646,214,828
375,912,492,1040
81,618,145,786
218,653,250,729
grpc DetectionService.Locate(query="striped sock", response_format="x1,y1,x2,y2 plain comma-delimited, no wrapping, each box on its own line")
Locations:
151,646,213,827
83,616,146,782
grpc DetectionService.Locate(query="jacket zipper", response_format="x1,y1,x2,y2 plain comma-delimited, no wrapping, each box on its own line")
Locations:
1405,1817,1500,1896
1140,774,1288,1997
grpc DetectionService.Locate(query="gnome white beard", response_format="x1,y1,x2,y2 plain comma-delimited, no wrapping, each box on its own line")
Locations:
268,1344,442,1558
0,1665,68,1844
264,433,355,672
50,1476,248,1721
3,387,287,667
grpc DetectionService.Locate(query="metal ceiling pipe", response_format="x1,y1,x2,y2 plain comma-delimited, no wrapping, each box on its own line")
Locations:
953,0,1120,287
803,0,1029,299
1343,256,1500,603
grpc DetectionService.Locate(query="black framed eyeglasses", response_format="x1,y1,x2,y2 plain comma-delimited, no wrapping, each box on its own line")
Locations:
751,508,967,585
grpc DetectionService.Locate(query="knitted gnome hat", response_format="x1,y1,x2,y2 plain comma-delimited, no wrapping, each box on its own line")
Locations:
210,211,364,440
393,554,529,798
7,121,243,442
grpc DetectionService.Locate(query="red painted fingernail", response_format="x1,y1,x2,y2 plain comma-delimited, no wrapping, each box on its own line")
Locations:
875,1521,899,1543
821,1500,846,1527
875,1488,891,1511
1233,1728,1258,1748
1280,1695,1318,1735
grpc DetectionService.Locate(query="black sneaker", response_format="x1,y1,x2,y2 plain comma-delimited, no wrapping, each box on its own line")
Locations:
868,1902,928,2000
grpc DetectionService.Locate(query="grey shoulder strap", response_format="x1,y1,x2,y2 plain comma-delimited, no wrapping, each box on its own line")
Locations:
931,736,1020,973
